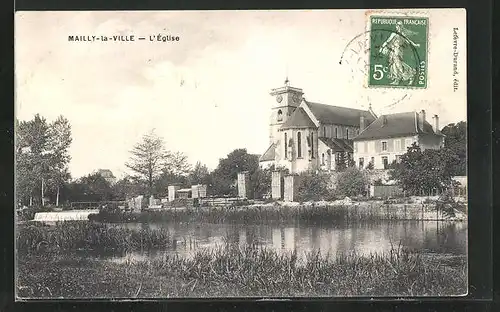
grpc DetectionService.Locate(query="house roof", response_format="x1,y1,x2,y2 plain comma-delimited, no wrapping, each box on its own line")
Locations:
319,137,354,153
305,101,376,127
280,107,316,129
259,143,276,162
97,169,115,178
353,111,443,140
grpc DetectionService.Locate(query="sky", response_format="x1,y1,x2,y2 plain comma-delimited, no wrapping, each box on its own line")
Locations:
15,9,467,179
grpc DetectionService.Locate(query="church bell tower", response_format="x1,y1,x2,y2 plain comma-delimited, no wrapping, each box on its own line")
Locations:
269,78,304,145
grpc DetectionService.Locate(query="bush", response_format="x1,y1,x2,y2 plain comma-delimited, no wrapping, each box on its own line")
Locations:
336,167,368,197
296,172,335,202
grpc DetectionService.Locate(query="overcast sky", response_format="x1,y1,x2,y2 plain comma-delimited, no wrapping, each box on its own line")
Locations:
15,9,466,179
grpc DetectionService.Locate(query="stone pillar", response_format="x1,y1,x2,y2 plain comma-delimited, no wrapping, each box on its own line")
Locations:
168,185,180,202
198,184,207,198
271,171,284,200
133,195,143,212
284,175,301,202
149,195,155,207
191,185,199,199
237,171,250,199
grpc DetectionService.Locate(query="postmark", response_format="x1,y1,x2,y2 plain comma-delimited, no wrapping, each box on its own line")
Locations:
368,15,428,88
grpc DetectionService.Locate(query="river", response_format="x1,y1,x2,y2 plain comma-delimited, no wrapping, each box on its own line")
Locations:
89,220,467,263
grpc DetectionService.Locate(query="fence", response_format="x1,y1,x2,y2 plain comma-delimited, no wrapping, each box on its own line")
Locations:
69,201,126,210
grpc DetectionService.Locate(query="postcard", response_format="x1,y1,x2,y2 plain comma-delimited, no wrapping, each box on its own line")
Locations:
15,9,467,298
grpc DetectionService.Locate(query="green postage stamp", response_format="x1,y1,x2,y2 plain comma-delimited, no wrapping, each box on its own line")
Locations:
368,15,428,88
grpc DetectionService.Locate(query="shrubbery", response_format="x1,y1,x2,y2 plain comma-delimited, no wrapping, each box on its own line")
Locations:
336,168,369,197
296,172,335,202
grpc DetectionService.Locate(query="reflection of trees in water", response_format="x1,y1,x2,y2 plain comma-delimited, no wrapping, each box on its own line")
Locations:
280,227,285,249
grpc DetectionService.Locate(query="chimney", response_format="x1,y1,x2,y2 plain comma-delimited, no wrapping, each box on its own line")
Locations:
418,110,426,131
432,114,440,133
360,115,365,131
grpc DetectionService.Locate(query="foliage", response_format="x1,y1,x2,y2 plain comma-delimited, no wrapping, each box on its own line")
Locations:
296,172,334,202
189,161,211,185
18,240,466,297
209,149,260,197
441,122,467,176
125,130,168,196
389,143,460,195
250,167,272,199
365,161,374,170
67,173,115,202
335,152,348,172
125,130,191,196
16,114,72,206
336,167,369,197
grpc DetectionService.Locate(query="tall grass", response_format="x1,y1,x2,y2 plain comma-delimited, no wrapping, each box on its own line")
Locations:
90,203,433,225
17,242,467,298
16,222,172,254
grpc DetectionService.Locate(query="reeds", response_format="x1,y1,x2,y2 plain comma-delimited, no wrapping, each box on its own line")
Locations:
17,242,467,298
90,204,434,225
16,222,172,254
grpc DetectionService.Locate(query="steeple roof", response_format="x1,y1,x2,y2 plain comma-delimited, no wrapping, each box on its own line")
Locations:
280,107,316,129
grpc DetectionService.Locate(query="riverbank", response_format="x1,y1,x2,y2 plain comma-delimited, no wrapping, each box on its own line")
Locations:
17,243,467,298
87,199,466,224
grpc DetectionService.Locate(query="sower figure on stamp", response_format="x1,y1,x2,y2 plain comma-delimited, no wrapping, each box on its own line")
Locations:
379,21,420,85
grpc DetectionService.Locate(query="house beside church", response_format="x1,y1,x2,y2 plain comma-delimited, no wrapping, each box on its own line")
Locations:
352,110,445,169
259,79,377,174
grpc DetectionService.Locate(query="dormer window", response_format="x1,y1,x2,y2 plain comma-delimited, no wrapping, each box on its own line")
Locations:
277,110,283,122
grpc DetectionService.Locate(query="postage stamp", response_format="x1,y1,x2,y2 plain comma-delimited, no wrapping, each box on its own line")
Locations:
368,15,428,88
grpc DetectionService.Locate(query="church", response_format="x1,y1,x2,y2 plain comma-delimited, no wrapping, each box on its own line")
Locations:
259,79,377,173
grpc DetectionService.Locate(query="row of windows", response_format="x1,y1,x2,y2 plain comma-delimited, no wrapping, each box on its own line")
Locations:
356,139,414,153
321,126,357,140
284,131,315,159
358,155,402,169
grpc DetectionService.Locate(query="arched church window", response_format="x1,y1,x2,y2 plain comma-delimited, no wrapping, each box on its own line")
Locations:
311,132,314,158
323,127,326,137
322,153,325,165
284,133,288,159
297,132,302,158
277,110,283,122
335,128,338,138
346,129,349,139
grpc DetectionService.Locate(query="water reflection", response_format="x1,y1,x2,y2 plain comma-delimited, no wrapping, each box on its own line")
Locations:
111,221,466,262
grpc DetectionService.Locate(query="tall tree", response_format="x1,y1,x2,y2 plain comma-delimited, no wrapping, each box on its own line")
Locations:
441,121,467,175
45,115,72,206
389,143,460,195
125,130,168,196
210,149,260,196
189,161,210,185
16,114,50,206
165,151,192,176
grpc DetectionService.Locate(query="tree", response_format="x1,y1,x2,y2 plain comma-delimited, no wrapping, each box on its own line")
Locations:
189,161,210,185
441,121,467,175
335,152,348,171
389,143,460,195
336,167,368,197
68,173,114,202
165,151,192,176
365,161,374,170
112,175,146,200
210,148,260,197
16,114,50,206
45,116,72,206
125,130,168,196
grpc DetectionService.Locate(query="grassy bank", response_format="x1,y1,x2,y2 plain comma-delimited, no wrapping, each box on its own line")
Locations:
17,222,173,253
17,243,467,298
89,202,466,225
